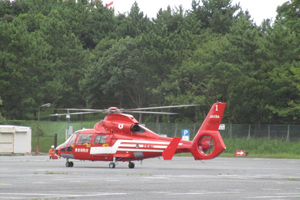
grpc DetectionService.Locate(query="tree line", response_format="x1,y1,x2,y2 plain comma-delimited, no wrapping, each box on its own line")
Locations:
1,0,300,124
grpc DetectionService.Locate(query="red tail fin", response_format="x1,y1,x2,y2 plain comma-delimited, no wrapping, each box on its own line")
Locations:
162,137,181,160
190,102,226,160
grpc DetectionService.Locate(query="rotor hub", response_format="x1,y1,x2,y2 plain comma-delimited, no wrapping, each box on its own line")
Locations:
107,107,121,113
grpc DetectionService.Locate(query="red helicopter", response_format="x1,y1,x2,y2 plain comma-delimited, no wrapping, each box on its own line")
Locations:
53,102,226,168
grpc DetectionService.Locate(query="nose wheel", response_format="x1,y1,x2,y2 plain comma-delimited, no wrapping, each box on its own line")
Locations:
65,159,74,167
66,161,74,167
128,162,135,169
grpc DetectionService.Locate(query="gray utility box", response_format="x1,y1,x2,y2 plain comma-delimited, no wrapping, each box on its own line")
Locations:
0,125,32,154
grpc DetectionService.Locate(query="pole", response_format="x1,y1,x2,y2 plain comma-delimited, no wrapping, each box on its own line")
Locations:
247,124,251,140
230,124,232,139
36,103,51,154
36,106,41,154
54,134,57,148
268,125,270,141
286,125,290,142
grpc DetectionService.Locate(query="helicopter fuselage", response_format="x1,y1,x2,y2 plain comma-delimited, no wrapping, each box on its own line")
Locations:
56,113,191,162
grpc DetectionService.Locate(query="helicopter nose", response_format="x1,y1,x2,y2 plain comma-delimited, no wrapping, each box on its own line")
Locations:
56,145,61,157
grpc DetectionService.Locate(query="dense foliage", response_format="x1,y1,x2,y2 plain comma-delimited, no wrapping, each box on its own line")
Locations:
1,0,300,124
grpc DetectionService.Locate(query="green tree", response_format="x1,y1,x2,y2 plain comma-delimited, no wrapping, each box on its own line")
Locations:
162,34,229,121
141,7,196,107
80,37,148,109
191,0,240,34
115,2,151,38
163,14,263,123
0,97,5,122
262,21,300,123
219,15,269,124
0,19,51,119
0,0,32,21
83,1,117,49
0,0,14,18
276,0,300,33
154,5,185,34
40,5,87,108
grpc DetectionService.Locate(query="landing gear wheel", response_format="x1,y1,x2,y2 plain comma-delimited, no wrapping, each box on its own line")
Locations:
128,162,135,169
66,161,74,167
109,162,115,168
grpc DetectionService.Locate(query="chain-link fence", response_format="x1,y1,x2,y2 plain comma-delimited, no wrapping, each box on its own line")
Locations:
2,121,299,153
144,123,300,142
219,124,299,142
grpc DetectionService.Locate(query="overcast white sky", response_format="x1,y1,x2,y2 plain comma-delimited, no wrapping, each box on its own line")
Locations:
102,0,289,25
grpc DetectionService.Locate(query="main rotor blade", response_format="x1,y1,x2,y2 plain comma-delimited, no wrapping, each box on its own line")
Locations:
49,104,198,116
124,104,199,111
125,111,178,115
53,108,105,112
49,111,99,116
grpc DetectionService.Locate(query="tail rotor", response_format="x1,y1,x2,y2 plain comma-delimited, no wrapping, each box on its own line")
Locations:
198,136,214,155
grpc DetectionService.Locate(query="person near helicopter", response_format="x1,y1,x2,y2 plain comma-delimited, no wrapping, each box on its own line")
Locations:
49,145,58,159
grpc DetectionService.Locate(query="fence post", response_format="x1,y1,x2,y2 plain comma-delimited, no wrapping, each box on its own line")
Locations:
193,124,196,138
230,124,232,139
247,124,251,140
158,123,161,135
54,134,57,148
286,125,290,142
268,125,270,141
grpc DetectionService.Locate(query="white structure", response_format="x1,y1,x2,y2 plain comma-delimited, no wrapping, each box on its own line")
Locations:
0,125,32,154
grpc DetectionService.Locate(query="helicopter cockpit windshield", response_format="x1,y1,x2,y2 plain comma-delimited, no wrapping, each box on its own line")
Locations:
59,133,76,153
66,134,77,152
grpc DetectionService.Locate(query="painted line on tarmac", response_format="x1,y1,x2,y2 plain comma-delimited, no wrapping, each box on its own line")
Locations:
0,192,128,198
166,191,241,196
246,194,300,199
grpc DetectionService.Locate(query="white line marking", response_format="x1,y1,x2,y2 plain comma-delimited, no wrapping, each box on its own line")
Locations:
91,139,170,154
117,148,164,153
0,192,127,197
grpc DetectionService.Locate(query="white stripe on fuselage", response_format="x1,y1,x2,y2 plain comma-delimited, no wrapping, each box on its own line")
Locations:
90,139,171,155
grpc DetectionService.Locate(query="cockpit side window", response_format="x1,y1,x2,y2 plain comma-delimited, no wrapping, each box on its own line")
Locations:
94,135,107,144
76,134,92,145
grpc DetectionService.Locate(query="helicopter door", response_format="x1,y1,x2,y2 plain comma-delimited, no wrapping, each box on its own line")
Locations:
90,134,112,155
74,134,92,159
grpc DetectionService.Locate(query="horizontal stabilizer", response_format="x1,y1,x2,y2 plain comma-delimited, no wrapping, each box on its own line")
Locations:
162,137,181,160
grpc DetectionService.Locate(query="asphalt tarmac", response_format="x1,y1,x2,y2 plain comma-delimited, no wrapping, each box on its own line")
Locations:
0,155,300,200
